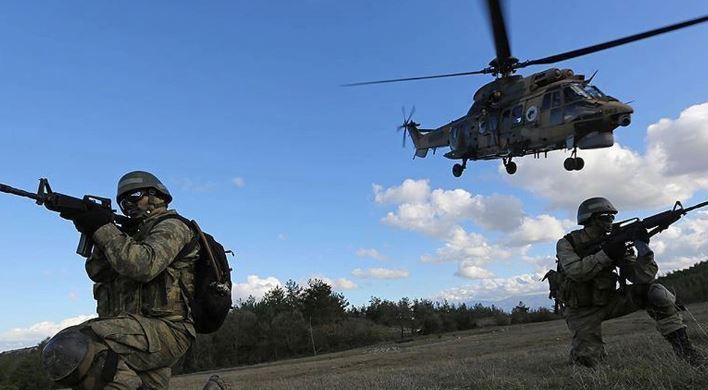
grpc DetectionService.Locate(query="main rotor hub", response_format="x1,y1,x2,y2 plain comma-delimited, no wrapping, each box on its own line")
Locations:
489,56,519,77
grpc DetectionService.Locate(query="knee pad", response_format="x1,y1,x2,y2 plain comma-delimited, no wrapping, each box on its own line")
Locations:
41,329,94,385
647,284,676,308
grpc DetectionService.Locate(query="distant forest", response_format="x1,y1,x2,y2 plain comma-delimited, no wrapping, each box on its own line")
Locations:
2,260,707,389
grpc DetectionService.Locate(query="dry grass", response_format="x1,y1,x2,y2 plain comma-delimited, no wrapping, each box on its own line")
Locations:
172,303,708,389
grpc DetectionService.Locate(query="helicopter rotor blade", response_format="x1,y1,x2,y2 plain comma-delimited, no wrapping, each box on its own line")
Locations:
342,69,489,87
518,15,708,69
486,0,513,68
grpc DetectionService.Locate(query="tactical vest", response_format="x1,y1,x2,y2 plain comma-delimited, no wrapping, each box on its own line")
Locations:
93,210,198,322
558,229,618,308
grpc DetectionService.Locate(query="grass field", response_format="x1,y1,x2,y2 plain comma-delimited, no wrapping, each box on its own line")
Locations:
172,303,708,389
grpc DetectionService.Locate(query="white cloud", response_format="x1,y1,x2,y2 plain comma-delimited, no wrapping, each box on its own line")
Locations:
420,227,511,266
437,272,548,302
373,179,562,280
232,275,282,302
311,275,358,290
505,215,575,247
355,248,388,261
352,267,410,279
505,103,708,211
375,180,524,237
277,233,287,241
232,177,246,188
455,263,496,279
373,179,430,204
651,211,708,273
0,314,96,352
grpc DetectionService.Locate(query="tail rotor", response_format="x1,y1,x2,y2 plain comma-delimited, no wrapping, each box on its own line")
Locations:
397,106,418,147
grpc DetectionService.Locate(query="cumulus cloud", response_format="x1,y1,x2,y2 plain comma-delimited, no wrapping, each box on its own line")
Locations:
311,275,358,290
505,103,708,211
375,180,524,236
373,179,570,279
505,215,575,247
437,272,548,302
355,248,388,261
651,211,708,273
420,227,511,265
232,177,246,188
455,263,496,279
352,267,410,279
0,314,96,352
373,179,430,204
232,275,282,302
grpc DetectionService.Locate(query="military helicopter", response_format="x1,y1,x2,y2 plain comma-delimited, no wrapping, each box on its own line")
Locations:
346,1,708,177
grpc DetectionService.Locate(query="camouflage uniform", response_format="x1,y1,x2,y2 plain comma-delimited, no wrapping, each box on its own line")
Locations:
47,208,199,389
557,227,684,367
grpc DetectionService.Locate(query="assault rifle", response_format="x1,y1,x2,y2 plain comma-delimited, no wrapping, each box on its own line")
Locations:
0,178,130,257
590,200,708,248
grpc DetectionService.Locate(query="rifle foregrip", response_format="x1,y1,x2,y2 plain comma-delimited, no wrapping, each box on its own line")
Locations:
77,233,94,257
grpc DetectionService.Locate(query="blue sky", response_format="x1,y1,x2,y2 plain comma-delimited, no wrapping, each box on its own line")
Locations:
1,0,707,351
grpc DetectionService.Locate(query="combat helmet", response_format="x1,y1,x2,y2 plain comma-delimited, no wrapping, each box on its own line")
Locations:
577,197,617,225
117,171,172,203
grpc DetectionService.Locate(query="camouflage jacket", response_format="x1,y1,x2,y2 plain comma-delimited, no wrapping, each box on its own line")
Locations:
86,209,199,336
556,227,657,307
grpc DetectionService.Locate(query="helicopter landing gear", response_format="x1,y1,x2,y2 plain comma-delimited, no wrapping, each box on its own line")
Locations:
503,157,517,175
452,159,467,177
564,148,585,171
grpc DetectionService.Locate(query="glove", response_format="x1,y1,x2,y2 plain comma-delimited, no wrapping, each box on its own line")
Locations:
602,238,626,262
72,207,114,236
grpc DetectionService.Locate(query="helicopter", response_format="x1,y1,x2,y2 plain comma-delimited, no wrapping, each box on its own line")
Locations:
346,1,708,177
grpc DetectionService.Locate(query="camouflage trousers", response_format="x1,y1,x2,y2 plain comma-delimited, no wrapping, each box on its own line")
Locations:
55,314,193,389
565,283,685,367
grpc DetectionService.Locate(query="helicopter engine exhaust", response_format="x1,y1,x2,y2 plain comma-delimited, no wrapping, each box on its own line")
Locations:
617,114,631,127
577,131,614,150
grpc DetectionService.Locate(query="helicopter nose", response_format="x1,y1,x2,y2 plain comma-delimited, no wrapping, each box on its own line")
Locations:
604,102,633,127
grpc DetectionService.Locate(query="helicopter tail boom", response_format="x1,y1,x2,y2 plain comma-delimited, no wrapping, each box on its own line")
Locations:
405,124,449,158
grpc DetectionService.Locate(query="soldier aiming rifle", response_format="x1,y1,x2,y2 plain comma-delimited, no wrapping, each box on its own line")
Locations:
545,197,708,367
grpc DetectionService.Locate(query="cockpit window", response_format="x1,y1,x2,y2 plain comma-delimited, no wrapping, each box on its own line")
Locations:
584,85,606,99
564,84,591,102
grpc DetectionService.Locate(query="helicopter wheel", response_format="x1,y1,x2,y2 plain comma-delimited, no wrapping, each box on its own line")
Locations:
505,161,517,175
564,157,576,171
574,157,585,170
452,163,464,177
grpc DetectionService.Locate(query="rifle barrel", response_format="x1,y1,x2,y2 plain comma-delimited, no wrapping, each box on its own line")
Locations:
683,200,708,214
0,183,40,201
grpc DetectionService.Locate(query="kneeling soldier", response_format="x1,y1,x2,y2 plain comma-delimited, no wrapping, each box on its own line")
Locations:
555,197,704,367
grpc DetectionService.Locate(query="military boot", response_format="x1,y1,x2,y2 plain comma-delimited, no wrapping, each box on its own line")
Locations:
665,327,706,366
202,374,227,390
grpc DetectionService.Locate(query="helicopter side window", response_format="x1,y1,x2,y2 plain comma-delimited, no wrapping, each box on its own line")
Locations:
511,104,523,125
541,89,561,110
550,107,563,126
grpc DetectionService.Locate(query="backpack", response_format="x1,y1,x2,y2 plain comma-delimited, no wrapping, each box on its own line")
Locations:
164,214,234,334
